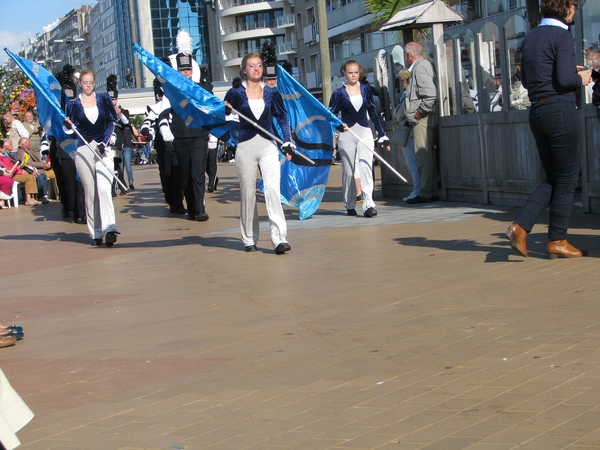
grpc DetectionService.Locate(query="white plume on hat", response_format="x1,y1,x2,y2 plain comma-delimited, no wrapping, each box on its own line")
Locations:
168,29,201,83
176,29,193,56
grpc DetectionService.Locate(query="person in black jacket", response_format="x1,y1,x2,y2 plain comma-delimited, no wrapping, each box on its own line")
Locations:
169,53,211,221
506,0,592,259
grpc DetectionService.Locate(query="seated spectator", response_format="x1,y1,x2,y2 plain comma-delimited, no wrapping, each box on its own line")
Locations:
0,139,41,206
18,137,53,203
0,172,14,208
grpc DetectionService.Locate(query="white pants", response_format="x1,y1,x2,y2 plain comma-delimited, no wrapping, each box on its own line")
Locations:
235,135,288,248
0,368,34,450
402,137,421,197
75,145,117,239
338,124,375,211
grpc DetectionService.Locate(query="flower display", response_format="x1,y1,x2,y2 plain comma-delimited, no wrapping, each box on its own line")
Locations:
0,68,37,136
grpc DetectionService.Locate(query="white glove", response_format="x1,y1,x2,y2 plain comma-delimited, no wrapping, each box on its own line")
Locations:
377,136,389,146
160,125,175,142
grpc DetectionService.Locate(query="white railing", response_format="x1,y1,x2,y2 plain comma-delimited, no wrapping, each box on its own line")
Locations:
223,50,246,61
222,0,270,7
222,19,278,35
276,14,295,28
277,41,297,54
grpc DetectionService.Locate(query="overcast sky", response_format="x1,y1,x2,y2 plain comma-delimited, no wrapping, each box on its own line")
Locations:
0,0,91,65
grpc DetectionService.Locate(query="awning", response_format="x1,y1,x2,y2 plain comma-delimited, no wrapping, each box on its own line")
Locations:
380,0,464,31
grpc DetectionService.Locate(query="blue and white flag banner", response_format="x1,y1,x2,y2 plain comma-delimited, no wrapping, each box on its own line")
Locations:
133,44,233,144
4,48,78,155
275,66,344,220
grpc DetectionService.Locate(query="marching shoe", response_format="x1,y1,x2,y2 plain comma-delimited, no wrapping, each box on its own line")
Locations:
0,330,23,340
274,243,291,255
364,207,378,217
105,231,120,247
406,195,432,204
0,336,16,348
91,238,103,247
547,240,587,259
505,223,528,257
347,208,357,216
244,245,258,252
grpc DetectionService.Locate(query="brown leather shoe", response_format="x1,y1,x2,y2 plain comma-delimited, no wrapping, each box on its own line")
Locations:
0,336,17,348
547,240,588,259
506,223,528,257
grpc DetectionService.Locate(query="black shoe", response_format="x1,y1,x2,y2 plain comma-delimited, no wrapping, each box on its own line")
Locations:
356,194,363,203
41,197,49,204
62,211,70,219
207,187,214,193
177,208,187,214
129,183,135,190
274,242,291,255
196,212,209,222
431,195,440,202
347,209,357,216
245,245,258,252
0,330,23,340
406,195,432,204
91,238,103,247
364,207,378,217
105,231,119,247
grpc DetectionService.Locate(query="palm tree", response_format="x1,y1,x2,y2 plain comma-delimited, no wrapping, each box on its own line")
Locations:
363,0,424,28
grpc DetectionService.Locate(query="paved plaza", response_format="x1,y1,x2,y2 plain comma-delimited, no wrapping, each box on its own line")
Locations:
2,163,600,449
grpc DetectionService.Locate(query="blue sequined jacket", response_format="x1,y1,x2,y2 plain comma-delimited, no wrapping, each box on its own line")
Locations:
65,93,117,147
224,84,291,144
329,82,385,137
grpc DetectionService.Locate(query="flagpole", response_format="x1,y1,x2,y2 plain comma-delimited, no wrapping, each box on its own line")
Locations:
231,107,316,166
346,128,408,183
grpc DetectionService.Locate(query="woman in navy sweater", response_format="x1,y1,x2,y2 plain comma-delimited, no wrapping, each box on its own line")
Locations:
329,60,388,218
224,53,293,254
65,70,119,247
506,0,591,259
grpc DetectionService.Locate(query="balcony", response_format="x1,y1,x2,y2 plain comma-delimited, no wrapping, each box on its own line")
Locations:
221,19,285,42
276,14,294,28
303,25,318,45
278,41,297,55
221,0,279,16
222,0,270,6
222,19,279,35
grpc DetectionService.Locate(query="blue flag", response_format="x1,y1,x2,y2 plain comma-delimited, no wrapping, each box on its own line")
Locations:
4,48,78,155
133,44,234,143
275,66,344,220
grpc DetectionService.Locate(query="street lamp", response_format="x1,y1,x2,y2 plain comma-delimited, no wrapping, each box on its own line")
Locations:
54,37,85,67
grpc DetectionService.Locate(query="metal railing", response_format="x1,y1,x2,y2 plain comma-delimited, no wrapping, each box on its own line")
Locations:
222,0,270,8
222,19,279,35
276,14,295,28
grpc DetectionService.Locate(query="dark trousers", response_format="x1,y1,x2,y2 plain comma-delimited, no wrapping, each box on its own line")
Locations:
206,146,218,189
50,144,67,211
516,101,581,241
174,137,208,216
60,157,83,220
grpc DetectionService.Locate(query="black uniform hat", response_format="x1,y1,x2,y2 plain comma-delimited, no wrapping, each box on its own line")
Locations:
176,53,193,70
106,74,118,99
